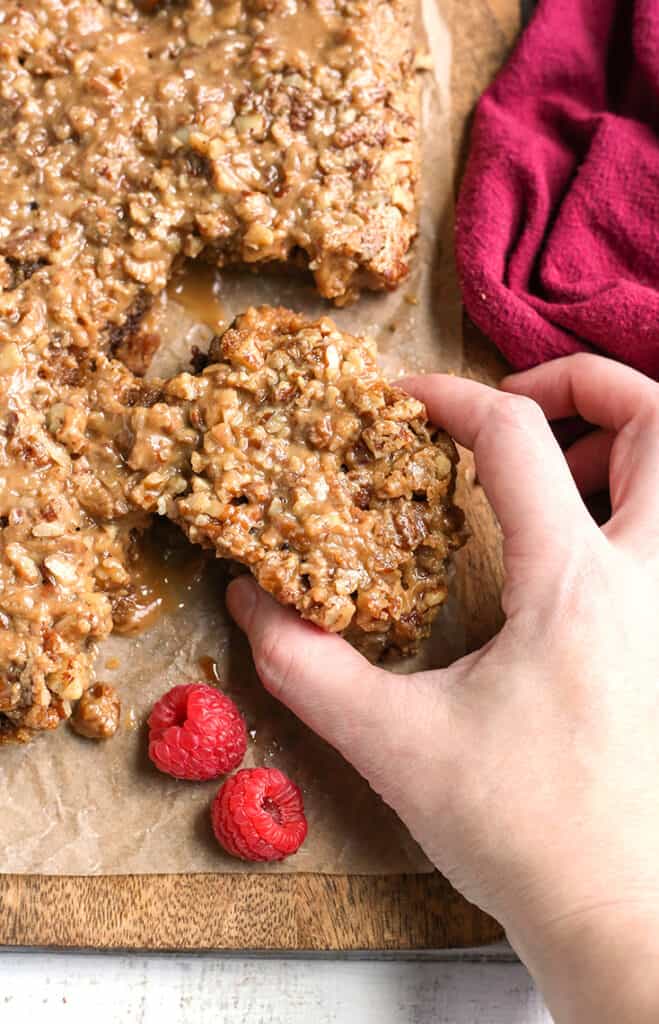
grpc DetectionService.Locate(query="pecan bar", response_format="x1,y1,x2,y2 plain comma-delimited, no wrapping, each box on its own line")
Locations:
0,348,150,744
0,0,433,743
0,307,466,743
121,308,467,658
0,0,420,369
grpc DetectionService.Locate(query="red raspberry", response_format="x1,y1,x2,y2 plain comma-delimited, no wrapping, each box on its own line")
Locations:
211,767,308,862
148,683,247,781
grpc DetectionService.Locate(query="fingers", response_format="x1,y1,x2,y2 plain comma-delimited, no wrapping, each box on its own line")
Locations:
400,374,590,559
565,429,615,497
501,353,659,431
225,576,429,785
503,354,659,545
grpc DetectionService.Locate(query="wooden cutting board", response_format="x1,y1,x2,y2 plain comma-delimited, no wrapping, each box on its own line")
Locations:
0,0,520,952
0,468,505,952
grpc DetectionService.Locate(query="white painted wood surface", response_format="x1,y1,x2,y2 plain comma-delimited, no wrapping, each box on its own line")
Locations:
0,951,552,1023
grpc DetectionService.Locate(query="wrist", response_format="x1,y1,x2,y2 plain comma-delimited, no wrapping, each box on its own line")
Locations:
508,900,659,1024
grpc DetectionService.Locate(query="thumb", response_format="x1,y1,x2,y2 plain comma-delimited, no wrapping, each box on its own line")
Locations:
225,576,432,790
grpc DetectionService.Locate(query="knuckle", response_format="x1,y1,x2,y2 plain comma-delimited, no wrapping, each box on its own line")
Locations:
567,351,599,374
495,393,545,432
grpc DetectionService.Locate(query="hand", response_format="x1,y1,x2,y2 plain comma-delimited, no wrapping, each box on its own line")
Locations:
227,353,659,1023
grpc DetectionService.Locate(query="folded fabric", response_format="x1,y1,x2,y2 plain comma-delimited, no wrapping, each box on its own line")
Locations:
456,0,659,380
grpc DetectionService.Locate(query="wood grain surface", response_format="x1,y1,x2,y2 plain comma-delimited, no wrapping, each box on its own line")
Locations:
0,873,504,953
0,0,520,953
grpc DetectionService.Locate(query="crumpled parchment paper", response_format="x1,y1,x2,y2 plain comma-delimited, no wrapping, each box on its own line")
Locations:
1,0,474,875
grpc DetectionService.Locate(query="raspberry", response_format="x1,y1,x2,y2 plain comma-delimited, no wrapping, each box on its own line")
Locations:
211,767,308,862
148,683,247,781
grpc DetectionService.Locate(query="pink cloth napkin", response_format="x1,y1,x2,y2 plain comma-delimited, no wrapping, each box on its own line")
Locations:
456,0,659,380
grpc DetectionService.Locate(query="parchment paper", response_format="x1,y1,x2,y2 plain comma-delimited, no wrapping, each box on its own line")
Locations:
1,0,465,875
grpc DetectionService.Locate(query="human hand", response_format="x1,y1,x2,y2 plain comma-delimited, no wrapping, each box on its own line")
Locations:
227,353,659,1022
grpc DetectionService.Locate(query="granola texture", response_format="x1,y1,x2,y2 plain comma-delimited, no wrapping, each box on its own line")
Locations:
118,308,468,659
0,347,149,744
1,309,467,742
0,0,459,746
0,0,420,350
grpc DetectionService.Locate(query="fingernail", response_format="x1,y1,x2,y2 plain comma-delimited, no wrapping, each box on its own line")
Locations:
226,575,258,631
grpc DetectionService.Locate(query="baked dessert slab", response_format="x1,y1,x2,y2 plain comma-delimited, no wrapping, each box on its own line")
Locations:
120,307,468,659
1,309,466,742
0,349,149,744
0,0,438,743
0,0,420,364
